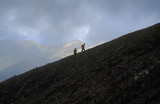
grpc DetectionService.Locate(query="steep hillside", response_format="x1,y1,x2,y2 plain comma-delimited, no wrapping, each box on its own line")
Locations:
0,23,160,104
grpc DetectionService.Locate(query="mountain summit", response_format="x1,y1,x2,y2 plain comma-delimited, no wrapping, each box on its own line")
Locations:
0,23,160,104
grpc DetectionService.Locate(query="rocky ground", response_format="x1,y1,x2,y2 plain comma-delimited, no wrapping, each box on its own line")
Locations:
0,23,160,104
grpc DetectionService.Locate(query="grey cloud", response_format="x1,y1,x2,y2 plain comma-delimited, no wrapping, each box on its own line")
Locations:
0,0,87,44
0,0,160,47
83,0,160,44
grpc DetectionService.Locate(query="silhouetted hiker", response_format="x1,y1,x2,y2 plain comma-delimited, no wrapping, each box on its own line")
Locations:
81,43,85,52
74,48,77,55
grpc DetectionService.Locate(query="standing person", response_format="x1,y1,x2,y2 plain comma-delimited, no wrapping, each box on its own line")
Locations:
74,48,77,55
81,43,85,52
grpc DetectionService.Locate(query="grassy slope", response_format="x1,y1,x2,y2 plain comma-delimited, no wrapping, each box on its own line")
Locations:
0,23,160,104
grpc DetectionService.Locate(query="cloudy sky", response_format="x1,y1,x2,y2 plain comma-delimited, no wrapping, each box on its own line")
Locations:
0,0,160,75
0,0,160,47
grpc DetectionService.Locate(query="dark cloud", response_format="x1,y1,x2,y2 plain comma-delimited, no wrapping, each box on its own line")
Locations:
0,0,160,46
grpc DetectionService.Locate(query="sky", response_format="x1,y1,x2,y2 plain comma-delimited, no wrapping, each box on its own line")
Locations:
0,0,160,47
0,0,160,75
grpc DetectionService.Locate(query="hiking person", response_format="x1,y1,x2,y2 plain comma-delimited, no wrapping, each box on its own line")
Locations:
74,48,77,55
81,43,85,52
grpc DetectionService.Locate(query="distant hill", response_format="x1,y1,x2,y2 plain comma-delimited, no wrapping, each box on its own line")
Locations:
0,60,36,82
0,23,160,104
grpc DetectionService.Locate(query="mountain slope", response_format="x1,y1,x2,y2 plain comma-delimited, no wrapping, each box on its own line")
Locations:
0,23,160,104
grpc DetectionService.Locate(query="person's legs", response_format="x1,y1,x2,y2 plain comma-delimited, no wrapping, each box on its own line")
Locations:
82,48,84,52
